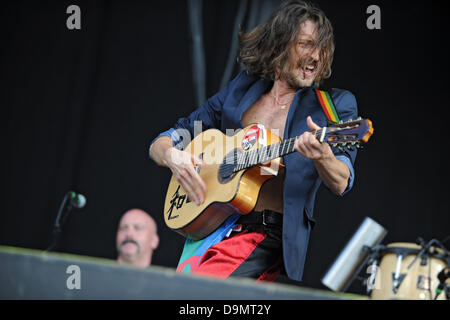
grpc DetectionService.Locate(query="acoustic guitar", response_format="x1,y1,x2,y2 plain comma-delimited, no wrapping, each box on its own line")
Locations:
164,118,373,240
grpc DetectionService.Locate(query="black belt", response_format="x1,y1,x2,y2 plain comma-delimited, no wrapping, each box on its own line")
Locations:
237,209,283,228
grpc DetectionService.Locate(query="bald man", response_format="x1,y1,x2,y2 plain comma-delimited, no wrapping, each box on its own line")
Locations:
116,209,159,268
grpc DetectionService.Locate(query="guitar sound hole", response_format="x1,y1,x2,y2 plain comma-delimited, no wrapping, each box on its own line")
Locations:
218,148,240,184
218,164,236,184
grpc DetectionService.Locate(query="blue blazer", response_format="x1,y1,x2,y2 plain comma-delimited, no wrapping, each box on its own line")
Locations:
152,70,358,281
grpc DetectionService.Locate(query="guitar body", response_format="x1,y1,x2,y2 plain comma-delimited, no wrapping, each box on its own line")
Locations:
163,118,373,240
164,124,282,240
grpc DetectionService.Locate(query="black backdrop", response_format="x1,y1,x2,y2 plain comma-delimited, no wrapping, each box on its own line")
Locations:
1,0,449,294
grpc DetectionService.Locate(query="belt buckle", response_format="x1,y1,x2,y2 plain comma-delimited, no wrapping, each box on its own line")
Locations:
262,210,268,226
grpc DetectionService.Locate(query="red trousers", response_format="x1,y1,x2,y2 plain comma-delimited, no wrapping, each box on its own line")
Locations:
191,224,284,282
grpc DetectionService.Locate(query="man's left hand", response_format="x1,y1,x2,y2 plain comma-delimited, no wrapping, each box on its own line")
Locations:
294,116,334,161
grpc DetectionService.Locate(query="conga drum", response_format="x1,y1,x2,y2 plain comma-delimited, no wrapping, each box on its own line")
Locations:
370,242,449,300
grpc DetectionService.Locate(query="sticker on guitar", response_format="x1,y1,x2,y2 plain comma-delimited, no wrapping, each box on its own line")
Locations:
167,185,191,220
241,124,266,151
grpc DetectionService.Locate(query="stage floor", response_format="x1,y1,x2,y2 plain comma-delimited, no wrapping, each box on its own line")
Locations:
0,245,366,300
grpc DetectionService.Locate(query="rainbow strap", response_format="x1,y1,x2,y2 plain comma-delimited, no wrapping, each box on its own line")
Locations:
315,89,340,124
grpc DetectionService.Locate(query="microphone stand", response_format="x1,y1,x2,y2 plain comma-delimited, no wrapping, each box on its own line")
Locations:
406,238,446,270
45,192,75,252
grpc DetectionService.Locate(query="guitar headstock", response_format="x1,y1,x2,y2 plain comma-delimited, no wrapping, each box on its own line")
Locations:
322,117,374,150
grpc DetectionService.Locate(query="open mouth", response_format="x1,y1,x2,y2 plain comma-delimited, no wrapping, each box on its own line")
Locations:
302,65,316,78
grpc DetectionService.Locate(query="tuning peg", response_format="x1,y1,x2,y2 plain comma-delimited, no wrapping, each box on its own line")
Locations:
356,116,362,120
339,120,344,124
347,145,354,151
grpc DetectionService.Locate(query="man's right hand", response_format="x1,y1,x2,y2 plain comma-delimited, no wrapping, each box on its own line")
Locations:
163,147,206,205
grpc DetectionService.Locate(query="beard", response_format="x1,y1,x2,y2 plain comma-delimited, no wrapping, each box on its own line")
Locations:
279,55,320,89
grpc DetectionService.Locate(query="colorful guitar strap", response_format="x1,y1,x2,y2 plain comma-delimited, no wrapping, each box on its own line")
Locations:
315,89,340,124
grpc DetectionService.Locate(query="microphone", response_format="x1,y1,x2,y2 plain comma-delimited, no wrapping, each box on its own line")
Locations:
435,267,450,299
45,190,87,252
56,191,87,230
68,191,87,209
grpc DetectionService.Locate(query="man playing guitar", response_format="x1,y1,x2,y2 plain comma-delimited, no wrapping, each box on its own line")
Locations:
149,0,358,282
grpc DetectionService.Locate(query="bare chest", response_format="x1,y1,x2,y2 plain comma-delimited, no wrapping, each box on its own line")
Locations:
241,95,290,139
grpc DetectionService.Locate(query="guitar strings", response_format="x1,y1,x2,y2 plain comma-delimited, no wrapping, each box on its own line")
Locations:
219,128,327,175
219,125,364,176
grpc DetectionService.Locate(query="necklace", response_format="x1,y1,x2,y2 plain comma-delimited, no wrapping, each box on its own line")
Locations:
272,82,294,110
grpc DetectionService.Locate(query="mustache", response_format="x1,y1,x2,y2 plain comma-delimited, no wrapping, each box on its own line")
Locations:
120,238,139,247
296,57,318,69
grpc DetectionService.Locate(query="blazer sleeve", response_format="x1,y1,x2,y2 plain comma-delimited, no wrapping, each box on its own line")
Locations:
330,89,359,196
149,71,246,155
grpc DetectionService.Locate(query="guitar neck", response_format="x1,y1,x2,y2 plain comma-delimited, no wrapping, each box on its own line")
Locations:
233,128,325,172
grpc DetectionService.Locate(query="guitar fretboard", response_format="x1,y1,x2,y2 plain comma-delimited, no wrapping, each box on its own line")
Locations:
233,128,324,172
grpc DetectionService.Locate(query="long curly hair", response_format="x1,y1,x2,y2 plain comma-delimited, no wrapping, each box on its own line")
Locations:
238,0,335,87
